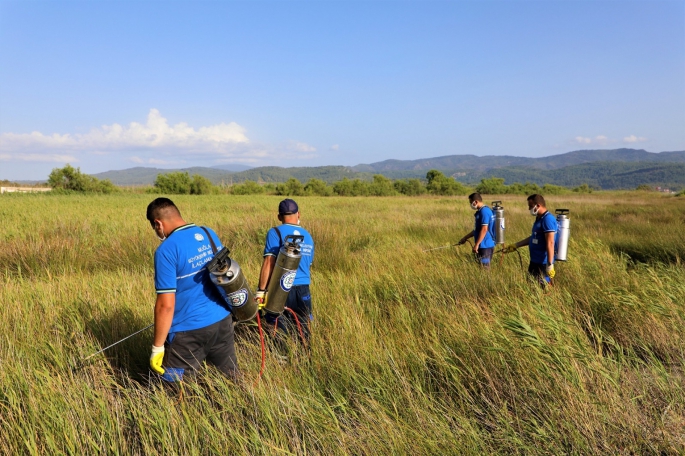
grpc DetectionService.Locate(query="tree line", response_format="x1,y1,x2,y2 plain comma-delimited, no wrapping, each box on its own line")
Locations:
148,170,594,196
40,164,630,196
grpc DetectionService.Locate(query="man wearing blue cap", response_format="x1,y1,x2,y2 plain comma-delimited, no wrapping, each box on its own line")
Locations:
256,198,315,343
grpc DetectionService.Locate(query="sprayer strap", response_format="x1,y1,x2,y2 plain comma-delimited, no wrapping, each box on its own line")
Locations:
273,226,283,247
200,226,218,254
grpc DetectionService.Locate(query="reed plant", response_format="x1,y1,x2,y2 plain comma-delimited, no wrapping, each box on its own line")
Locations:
1,192,684,454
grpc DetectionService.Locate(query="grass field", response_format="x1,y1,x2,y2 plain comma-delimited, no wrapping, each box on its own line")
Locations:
1,192,684,454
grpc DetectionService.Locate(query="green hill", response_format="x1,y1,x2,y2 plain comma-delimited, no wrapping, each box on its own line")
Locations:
470,161,685,190
90,149,685,190
353,148,685,172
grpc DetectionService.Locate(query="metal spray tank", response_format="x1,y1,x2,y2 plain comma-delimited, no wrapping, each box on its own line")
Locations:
555,209,570,261
492,201,505,245
206,248,258,322
264,235,304,316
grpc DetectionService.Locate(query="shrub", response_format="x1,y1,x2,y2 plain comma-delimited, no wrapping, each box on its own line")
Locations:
190,175,215,195
154,172,192,194
48,164,117,193
474,177,507,195
231,180,265,195
276,178,305,196
541,184,568,195
369,175,397,196
572,183,593,193
394,178,426,196
333,178,370,196
507,182,542,195
426,170,469,195
304,179,332,196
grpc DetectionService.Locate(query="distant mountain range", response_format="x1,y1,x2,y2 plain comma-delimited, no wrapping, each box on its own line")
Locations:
211,164,253,172
90,148,685,190
351,148,685,172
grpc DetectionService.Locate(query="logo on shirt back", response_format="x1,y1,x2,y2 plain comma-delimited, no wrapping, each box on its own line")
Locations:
195,233,205,242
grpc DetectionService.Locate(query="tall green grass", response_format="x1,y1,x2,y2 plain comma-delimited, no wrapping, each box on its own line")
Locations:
1,192,684,454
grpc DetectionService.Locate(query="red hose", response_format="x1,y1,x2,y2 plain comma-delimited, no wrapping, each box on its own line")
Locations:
285,307,308,349
271,308,308,349
253,312,266,387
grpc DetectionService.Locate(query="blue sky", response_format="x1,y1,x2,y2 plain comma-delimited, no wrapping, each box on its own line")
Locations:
1,0,684,180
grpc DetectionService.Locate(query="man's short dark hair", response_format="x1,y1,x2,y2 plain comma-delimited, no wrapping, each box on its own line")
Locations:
527,194,546,206
146,198,181,226
468,193,482,203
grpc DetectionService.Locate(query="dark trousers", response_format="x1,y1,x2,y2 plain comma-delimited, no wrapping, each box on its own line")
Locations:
265,284,312,342
528,261,551,286
478,247,494,266
161,315,238,382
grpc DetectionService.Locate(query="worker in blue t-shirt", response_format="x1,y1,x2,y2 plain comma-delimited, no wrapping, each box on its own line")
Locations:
146,197,237,382
255,199,315,342
457,192,496,267
503,194,559,285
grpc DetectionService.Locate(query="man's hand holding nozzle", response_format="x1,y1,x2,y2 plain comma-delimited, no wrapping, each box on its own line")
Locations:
255,289,267,310
546,264,555,279
150,345,165,375
502,244,518,254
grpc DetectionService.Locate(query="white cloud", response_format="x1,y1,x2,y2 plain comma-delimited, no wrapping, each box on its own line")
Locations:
0,109,248,154
129,156,181,166
0,109,321,166
623,135,647,143
573,135,610,146
287,141,317,153
0,153,77,163
330,144,340,151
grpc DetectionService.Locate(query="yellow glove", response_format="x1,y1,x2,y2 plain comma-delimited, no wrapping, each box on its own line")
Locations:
546,264,556,279
255,290,267,310
150,345,165,375
502,244,518,254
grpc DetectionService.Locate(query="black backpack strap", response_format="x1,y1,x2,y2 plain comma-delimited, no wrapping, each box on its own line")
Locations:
273,226,283,247
200,226,218,254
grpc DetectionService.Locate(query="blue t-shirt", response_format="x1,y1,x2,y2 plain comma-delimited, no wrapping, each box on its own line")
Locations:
529,211,558,264
263,224,314,286
154,224,230,333
473,206,496,249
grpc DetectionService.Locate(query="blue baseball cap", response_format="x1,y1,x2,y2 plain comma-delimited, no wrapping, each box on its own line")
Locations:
278,198,299,215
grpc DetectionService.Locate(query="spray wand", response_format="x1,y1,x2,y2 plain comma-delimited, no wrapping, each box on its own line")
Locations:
78,323,154,366
422,243,460,252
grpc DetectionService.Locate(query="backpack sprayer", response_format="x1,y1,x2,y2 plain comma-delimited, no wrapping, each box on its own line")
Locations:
252,234,307,378
555,209,570,261
492,201,505,245
206,247,258,323
263,235,304,316
79,244,258,365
